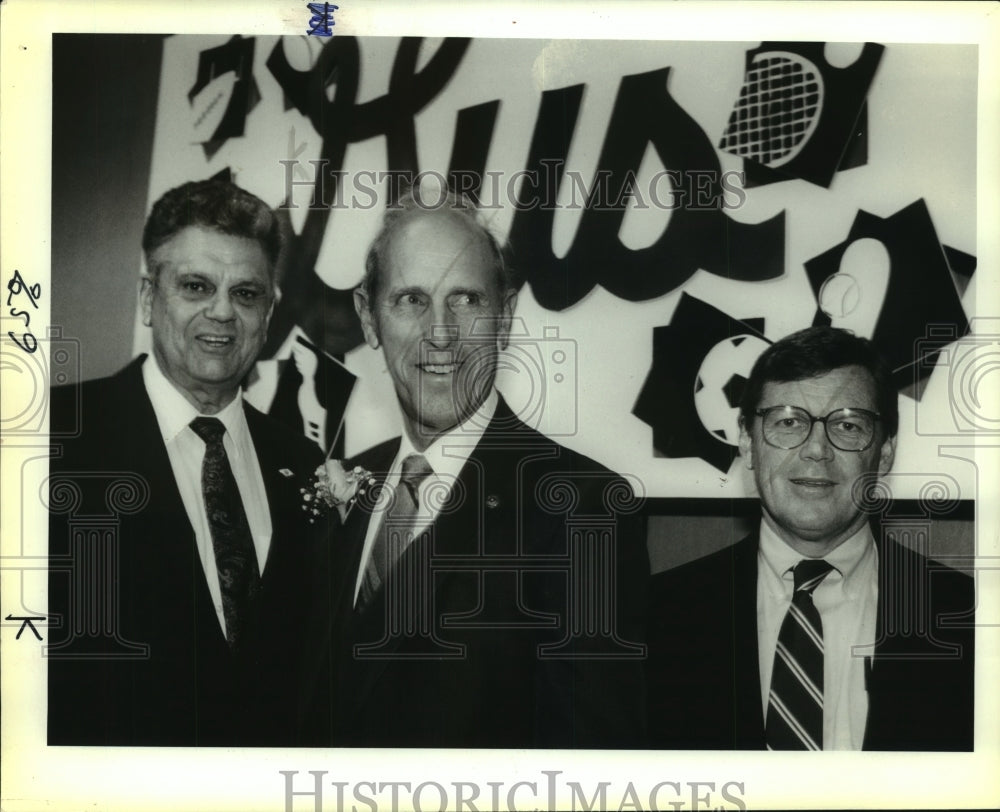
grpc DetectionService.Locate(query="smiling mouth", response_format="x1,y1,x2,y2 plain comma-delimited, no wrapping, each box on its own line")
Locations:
197,335,236,350
418,362,459,375
790,478,836,488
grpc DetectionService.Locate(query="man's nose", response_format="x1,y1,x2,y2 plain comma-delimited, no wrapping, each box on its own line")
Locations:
799,419,835,461
205,290,236,321
425,301,458,348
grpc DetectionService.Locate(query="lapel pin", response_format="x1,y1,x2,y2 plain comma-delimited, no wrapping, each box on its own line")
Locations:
279,468,294,478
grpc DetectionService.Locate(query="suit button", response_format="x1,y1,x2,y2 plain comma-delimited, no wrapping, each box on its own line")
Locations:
485,495,500,509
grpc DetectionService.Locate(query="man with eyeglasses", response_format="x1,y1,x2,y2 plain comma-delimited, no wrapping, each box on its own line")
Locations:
646,326,974,750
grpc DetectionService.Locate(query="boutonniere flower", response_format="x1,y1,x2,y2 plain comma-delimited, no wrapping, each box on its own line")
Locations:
300,460,375,524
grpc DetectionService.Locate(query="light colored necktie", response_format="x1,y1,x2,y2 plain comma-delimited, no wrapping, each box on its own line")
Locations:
190,417,260,649
356,453,433,613
765,558,834,750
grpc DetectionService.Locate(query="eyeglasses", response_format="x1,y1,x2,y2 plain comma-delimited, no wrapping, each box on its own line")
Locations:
754,406,881,452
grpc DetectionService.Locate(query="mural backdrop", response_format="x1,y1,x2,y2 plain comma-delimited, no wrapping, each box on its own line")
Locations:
136,35,979,500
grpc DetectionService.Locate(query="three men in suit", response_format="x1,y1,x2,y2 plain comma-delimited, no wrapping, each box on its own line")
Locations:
52,174,971,755
311,188,649,748
48,179,331,746
646,326,974,750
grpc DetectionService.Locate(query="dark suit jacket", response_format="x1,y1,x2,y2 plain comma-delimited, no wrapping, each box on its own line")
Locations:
311,398,649,748
47,356,336,746
645,529,975,750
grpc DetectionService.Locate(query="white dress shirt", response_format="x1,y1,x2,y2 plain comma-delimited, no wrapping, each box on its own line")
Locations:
757,521,878,749
143,355,273,636
353,389,498,604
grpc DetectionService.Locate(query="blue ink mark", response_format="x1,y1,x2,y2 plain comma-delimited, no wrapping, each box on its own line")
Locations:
306,2,338,37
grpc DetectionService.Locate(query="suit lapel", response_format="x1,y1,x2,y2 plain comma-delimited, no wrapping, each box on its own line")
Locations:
344,415,527,710
430,397,559,565
863,532,910,749
870,527,898,662
344,403,555,709
116,358,227,649
340,455,390,575
330,442,401,718
119,358,189,527
732,532,767,747
422,417,560,619
363,400,536,625
335,470,384,620
344,437,400,595
245,405,301,582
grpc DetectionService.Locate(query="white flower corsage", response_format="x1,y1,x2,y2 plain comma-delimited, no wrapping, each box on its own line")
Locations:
300,460,375,524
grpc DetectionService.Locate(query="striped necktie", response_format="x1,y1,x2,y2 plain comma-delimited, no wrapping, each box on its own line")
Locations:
356,453,433,613
765,558,835,750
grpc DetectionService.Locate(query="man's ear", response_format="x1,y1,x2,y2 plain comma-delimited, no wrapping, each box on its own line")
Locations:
263,295,275,333
354,288,380,349
497,288,518,350
264,274,279,329
139,276,154,327
877,433,896,476
738,417,754,470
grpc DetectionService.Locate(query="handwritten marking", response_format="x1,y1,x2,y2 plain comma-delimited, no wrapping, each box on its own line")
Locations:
6,614,45,641
6,269,40,353
306,2,338,37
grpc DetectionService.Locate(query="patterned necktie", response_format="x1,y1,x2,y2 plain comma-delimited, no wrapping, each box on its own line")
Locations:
765,558,835,750
190,417,260,649
356,453,433,613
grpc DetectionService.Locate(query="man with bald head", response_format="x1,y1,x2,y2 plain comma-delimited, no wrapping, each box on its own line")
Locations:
313,187,649,748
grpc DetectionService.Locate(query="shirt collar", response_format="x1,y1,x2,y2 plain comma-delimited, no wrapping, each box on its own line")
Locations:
395,389,498,481
824,523,876,598
142,354,248,450
758,519,875,599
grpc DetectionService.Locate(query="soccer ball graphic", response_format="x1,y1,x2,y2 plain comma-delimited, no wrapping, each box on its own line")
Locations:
693,334,770,446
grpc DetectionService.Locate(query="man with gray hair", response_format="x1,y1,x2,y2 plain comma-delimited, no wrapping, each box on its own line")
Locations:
313,186,649,748
48,178,334,746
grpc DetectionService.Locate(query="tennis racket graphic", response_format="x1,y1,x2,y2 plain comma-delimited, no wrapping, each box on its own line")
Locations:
718,42,884,187
718,50,825,169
